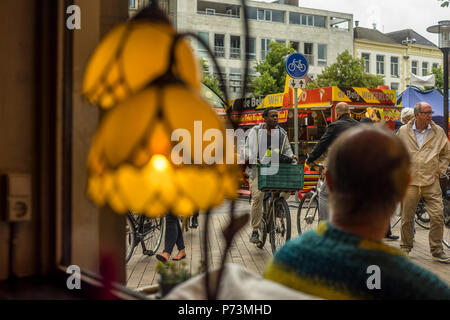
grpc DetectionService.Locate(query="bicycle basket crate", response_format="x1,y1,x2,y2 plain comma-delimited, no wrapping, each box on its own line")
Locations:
257,163,304,191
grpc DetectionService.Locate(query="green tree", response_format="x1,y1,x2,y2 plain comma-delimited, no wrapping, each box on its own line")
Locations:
199,58,223,98
438,0,449,7
306,50,384,89
424,66,449,94
249,42,294,96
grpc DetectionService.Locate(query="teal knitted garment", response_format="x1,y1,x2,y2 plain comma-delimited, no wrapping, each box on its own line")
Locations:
265,221,450,299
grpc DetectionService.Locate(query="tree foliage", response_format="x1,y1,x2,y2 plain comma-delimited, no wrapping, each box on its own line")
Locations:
306,50,384,89
424,66,449,94
438,0,449,7
199,58,223,98
249,42,294,96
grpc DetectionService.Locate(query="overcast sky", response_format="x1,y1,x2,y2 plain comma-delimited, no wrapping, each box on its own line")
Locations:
257,0,449,45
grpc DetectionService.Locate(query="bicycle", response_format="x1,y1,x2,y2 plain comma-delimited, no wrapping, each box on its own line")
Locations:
296,163,324,235
391,198,430,230
125,211,165,263
391,170,450,249
288,59,306,73
256,191,291,254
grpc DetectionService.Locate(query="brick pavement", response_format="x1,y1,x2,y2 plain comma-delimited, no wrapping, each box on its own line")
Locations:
126,197,450,291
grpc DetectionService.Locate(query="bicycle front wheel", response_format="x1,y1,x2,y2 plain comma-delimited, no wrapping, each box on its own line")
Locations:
141,217,165,255
297,192,319,235
269,197,291,254
126,214,137,263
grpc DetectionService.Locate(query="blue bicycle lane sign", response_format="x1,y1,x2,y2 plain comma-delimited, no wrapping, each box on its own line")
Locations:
285,53,309,79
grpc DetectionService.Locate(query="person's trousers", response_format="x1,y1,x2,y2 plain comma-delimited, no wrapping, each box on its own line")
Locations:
401,181,444,255
249,176,291,230
163,213,185,255
318,178,329,222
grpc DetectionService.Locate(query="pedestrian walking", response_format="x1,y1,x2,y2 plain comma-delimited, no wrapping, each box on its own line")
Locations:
156,213,187,262
396,102,450,263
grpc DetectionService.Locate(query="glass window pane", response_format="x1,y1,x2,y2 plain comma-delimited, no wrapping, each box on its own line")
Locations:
198,32,209,56
247,7,257,20
307,15,313,26
289,12,300,24
258,9,264,20
314,16,325,27
318,44,327,66
301,15,307,25
272,10,285,23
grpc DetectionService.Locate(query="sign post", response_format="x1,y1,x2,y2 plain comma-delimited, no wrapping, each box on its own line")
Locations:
285,53,309,157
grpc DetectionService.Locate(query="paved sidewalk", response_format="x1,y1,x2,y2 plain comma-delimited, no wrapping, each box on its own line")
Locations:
126,198,450,291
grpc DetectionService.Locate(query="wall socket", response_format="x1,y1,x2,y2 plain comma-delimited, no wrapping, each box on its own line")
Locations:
1,174,32,222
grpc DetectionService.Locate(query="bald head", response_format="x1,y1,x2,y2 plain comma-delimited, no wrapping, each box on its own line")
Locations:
326,125,410,223
335,102,350,118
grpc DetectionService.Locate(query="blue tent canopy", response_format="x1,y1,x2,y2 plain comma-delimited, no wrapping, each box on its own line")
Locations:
397,87,450,129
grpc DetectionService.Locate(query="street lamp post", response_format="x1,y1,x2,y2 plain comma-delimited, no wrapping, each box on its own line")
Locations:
427,20,450,138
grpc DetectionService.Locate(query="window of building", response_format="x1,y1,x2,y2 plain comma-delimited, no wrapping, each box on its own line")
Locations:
229,68,242,93
376,55,384,75
361,53,370,73
314,16,326,28
290,13,326,27
289,12,300,24
198,32,209,56
214,34,225,58
390,56,399,77
411,61,418,75
247,7,257,20
261,38,271,60
272,10,285,23
276,39,285,45
391,82,399,91
301,14,307,25
214,67,227,91
254,8,285,23
257,9,270,21
289,41,299,52
230,36,241,59
304,42,314,66
129,0,136,9
246,37,256,60
422,62,428,76
318,44,327,66
205,8,215,15
432,63,439,70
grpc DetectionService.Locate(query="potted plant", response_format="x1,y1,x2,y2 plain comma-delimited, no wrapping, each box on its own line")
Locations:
156,260,192,297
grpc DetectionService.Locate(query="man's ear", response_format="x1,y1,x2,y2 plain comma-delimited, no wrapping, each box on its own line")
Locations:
325,171,333,192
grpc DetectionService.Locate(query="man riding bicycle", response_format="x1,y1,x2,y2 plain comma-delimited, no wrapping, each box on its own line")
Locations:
243,107,297,244
305,102,359,222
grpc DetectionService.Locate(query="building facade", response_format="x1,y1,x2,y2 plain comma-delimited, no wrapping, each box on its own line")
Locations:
354,27,443,93
129,0,354,99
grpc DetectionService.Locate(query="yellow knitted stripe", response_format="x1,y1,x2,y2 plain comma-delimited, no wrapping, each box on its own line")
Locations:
316,221,328,235
265,259,359,300
358,239,406,257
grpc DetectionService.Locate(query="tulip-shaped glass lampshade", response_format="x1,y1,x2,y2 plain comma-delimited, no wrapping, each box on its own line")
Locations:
86,84,240,217
82,21,201,109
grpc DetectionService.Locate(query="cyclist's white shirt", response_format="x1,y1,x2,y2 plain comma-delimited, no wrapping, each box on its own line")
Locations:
242,124,293,179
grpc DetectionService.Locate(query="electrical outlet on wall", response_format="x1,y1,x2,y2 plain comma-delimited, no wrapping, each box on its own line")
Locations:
1,174,32,222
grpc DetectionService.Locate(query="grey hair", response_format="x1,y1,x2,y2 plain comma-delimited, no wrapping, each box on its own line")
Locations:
400,107,414,124
413,102,424,115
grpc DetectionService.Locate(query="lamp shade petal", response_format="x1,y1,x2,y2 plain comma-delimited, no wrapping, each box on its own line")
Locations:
82,22,201,109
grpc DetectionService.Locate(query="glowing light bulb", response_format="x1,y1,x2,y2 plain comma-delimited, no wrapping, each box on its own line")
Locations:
150,154,169,172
